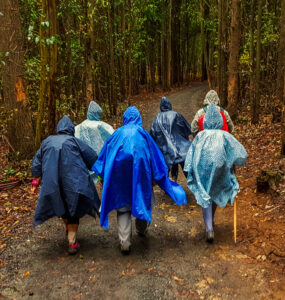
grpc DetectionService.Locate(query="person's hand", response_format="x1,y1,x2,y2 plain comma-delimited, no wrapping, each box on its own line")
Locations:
31,178,40,193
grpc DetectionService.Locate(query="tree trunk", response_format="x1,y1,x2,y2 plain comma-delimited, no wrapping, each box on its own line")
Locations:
250,0,257,122
107,1,116,115
200,0,212,88
218,0,228,107
227,0,241,120
35,0,58,149
167,0,172,89
280,0,285,154
0,0,34,157
278,0,285,104
253,0,262,124
121,0,127,99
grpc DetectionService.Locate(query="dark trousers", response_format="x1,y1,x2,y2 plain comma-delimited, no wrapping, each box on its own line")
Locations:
170,161,188,179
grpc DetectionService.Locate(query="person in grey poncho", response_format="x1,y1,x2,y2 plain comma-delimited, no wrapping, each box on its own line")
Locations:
191,90,234,136
184,103,247,242
75,101,114,182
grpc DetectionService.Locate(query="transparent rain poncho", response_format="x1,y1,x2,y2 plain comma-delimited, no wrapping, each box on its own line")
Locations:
184,103,247,208
75,101,114,182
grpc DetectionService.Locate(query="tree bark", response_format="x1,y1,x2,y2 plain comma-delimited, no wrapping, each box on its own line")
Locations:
227,0,241,120
218,0,228,107
252,0,262,124
35,0,58,149
200,0,212,88
278,0,285,104
280,0,285,154
0,0,34,157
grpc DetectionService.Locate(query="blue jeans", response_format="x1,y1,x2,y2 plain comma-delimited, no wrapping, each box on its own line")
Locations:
202,201,217,232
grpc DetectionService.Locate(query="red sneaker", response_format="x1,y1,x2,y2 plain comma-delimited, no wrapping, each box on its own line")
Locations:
68,242,80,255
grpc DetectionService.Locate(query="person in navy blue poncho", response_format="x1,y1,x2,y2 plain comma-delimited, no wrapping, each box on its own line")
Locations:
32,116,100,255
150,97,192,182
92,106,187,254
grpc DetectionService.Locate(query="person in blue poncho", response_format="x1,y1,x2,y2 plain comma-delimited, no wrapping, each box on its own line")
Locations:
31,116,100,255
150,96,192,182
184,103,247,243
75,101,114,183
92,106,187,254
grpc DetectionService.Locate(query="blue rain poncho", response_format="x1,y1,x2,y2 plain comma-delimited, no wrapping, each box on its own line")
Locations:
32,116,101,226
150,97,192,169
92,106,187,229
184,103,247,209
75,101,114,183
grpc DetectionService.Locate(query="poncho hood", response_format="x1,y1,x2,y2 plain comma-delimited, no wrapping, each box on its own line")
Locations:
203,103,223,130
203,90,220,106
87,101,102,121
123,106,142,126
56,115,75,136
160,96,172,112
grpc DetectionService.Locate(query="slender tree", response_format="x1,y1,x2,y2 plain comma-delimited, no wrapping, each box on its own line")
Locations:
280,0,285,154
227,0,241,119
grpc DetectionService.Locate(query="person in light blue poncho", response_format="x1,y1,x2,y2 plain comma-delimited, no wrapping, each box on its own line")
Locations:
75,101,114,182
184,103,247,243
92,106,187,254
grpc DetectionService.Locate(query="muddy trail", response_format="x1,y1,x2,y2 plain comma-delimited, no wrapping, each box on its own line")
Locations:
1,83,285,300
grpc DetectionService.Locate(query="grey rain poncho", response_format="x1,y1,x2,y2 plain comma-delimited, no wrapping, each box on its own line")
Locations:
75,101,114,182
184,103,247,209
150,97,192,169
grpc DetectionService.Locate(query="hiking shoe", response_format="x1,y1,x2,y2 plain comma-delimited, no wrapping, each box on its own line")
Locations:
120,244,131,255
68,242,80,255
206,231,214,243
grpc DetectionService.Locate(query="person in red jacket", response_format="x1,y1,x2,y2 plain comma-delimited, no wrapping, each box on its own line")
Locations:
191,90,234,136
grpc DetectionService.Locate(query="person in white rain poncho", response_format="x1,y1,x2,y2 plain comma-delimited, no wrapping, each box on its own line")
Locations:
184,103,247,243
75,101,114,182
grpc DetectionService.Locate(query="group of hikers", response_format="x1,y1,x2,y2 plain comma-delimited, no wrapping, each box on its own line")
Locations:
31,90,247,255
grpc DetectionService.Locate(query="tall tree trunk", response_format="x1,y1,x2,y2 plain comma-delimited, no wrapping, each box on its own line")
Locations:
121,0,127,99
253,0,262,124
167,0,172,89
0,0,34,157
200,0,212,88
107,1,116,115
227,0,241,120
35,0,58,149
218,0,228,107
280,0,285,154
278,0,285,104
250,0,257,122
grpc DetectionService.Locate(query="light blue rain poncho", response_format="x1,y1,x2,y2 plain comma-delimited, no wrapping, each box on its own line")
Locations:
184,103,247,209
75,101,114,182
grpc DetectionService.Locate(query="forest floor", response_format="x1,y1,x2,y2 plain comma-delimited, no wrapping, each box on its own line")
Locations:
1,82,285,299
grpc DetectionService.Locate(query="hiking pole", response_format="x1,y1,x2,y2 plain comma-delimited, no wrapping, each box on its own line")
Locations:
234,199,237,243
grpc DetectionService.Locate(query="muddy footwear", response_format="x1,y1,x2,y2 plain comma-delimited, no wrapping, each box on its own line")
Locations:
135,218,148,237
68,242,80,255
120,244,131,255
206,231,214,243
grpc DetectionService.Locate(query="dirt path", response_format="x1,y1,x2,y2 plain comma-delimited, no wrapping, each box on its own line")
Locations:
1,83,284,300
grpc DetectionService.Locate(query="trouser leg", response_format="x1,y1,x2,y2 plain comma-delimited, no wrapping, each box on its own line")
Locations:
212,202,217,224
171,164,179,181
62,213,79,244
117,210,132,249
135,218,148,236
202,201,214,233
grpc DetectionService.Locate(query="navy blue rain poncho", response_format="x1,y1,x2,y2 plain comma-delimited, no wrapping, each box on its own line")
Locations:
92,106,187,229
32,116,101,226
150,97,192,169
184,103,247,209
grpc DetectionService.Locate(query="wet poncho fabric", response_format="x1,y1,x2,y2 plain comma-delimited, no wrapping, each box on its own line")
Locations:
184,103,247,209
150,97,192,169
32,115,101,226
75,101,114,182
92,106,187,228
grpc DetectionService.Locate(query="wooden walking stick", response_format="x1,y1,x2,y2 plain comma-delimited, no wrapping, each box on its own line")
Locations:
234,199,237,243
